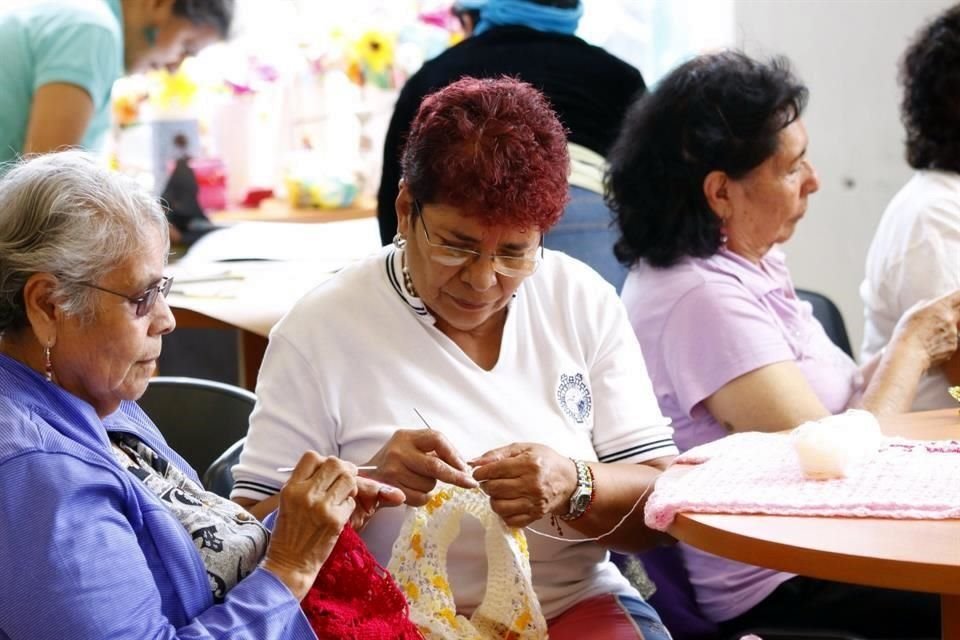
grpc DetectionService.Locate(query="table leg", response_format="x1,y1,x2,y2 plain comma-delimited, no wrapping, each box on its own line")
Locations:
237,330,268,391
944,594,960,640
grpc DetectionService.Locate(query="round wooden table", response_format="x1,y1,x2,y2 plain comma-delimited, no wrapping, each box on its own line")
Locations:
666,409,960,639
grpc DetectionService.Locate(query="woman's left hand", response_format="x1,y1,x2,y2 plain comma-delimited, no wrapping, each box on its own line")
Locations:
469,443,577,528
350,476,406,530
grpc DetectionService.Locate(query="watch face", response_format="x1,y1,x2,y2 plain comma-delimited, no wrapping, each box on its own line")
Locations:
573,492,591,511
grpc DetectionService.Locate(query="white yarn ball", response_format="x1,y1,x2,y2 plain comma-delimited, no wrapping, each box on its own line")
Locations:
791,410,882,480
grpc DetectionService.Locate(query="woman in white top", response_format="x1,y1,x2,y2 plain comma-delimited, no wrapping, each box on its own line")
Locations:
233,76,678,640
861,5,960,409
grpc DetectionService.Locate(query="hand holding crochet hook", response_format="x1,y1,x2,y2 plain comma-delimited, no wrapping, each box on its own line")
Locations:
262,452,371,600
271,453,406,535
361,414,479,507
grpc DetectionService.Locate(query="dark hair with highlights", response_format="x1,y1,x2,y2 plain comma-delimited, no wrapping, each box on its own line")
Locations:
605,51,808,268
400,76,570,231
173,0,234,38
901,5,960,172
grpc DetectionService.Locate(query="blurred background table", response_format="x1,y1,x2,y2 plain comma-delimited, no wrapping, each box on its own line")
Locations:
208,197,376,225
163,210,381,389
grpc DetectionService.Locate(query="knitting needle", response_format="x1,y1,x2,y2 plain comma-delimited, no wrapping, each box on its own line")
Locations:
413,407,432,430
413,408,488,485
275,412,431,474
276,465,377,472
275,408,432,475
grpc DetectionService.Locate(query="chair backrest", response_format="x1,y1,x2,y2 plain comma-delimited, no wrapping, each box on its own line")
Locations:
137,376,255,475
203,438,245,498
796,288,853,357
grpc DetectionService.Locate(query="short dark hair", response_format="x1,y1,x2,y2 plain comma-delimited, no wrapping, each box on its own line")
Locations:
400,76,569,231
901,5,960,172
605,51,808,268
172,0,234,38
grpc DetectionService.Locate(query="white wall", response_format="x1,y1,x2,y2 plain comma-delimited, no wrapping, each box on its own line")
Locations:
733,0,953,357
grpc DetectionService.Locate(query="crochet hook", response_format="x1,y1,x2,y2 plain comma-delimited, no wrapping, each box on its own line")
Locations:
412,408,487,485
276,465,377,473
413,407,433,430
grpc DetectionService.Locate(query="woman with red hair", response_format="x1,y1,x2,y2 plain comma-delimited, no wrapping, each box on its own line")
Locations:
234,77,677,639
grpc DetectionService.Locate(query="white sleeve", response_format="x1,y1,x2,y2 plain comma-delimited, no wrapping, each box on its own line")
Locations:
588,289,677,464
894,200,960,310
231,332,338,501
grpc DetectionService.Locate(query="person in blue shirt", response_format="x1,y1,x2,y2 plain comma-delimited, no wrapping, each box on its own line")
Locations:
0,0,233,166
0,150,405,639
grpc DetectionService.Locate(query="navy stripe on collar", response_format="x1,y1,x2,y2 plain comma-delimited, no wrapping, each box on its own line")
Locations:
385,249,429,316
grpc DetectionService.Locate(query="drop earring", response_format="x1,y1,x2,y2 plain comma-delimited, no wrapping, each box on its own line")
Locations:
393,232,406,249
43,340,54,382
143,25,158,46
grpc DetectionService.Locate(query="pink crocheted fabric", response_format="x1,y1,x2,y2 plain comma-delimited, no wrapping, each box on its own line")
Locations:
644,431,960,531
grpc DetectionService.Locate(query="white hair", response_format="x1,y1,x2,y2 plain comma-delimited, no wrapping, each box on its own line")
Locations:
0,151,169,332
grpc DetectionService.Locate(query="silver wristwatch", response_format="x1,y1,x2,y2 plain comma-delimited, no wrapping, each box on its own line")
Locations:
559,459,594,521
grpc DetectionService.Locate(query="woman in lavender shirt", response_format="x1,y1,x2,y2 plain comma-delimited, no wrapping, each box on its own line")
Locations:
605,51,960,638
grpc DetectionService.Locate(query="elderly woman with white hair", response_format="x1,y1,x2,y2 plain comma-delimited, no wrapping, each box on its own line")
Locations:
0,151,404,639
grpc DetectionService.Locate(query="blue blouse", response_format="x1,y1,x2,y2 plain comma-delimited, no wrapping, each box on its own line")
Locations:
0,353,316,639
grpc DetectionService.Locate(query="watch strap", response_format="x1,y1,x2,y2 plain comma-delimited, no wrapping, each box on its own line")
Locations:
559,459,594,521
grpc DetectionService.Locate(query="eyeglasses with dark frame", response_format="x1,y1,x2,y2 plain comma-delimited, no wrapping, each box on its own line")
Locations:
77,276,174,317
412,200,543,278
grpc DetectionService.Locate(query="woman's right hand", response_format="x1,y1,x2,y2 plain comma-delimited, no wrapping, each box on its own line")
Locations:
892,289,960,370
261,452,358,601
365,428,478,507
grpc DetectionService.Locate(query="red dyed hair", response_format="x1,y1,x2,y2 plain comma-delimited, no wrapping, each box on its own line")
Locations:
400,76,570,231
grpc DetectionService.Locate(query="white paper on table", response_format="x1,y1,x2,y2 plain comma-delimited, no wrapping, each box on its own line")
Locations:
166,260,342,336
166,218,382,336
178,218,381,264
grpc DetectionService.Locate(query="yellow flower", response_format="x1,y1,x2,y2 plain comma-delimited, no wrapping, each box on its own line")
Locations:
513,609,532,630
352,29,394,74
150,68,198,109
430,574,451,594
404,581,419,600
512,529,528,557
438,608,459,628
425,488,452,513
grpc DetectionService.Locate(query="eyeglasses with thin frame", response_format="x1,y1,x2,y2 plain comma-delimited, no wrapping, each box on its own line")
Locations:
77,276,174,317
412,200,543,278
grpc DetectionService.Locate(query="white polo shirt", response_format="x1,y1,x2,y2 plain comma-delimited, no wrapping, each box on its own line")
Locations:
861,170,960,410
233,246,676,619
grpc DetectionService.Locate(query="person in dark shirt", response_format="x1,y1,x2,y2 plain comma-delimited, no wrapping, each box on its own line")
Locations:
378,0,644,289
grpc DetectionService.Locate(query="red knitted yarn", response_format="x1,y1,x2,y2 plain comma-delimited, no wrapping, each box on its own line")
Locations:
301,525,423,639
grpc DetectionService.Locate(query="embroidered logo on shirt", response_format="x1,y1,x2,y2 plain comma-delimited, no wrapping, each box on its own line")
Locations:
556,372,592,424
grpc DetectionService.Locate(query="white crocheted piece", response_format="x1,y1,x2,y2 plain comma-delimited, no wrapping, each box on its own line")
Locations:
387,484,548,640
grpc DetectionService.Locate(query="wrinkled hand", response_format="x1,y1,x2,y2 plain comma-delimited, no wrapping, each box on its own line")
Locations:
893,289,960,369
365,429,478,507
470,443,577,528
262,452,358,600
350,476,406,530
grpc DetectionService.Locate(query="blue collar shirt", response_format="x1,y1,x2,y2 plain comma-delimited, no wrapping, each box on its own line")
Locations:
0,353,315,639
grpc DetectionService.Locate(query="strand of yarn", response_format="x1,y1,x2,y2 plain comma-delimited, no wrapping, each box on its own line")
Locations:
522,481,654,543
